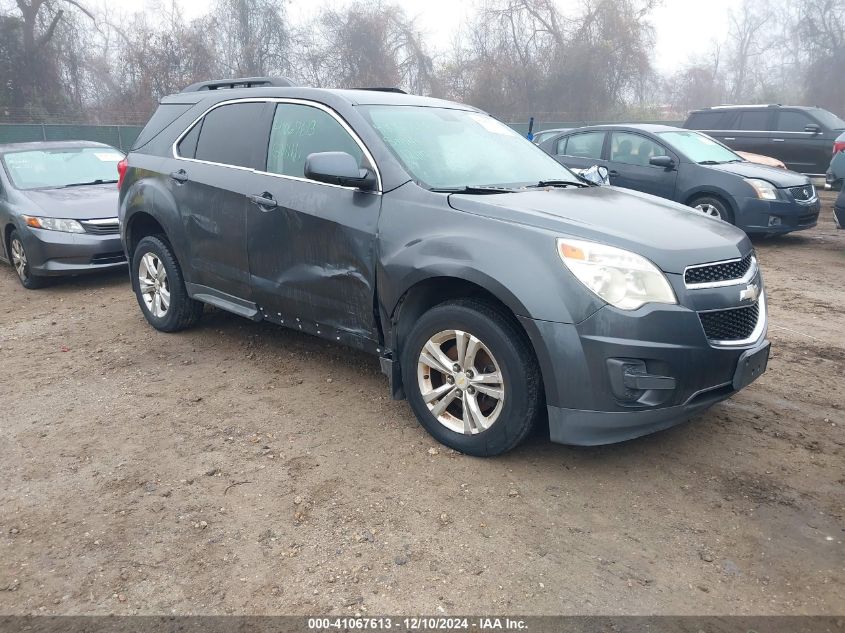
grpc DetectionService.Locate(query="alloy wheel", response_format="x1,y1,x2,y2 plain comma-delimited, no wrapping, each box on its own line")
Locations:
417,329,505,435
10,238,27,281
694,203,723,219
138,252,170,318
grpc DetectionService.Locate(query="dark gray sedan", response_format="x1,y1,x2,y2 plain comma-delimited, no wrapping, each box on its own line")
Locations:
539,124,821,235
0,141,126,288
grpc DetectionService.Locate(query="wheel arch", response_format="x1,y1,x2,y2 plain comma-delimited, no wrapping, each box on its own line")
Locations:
684,189,737,220
384,273,550,405
124,211,167,257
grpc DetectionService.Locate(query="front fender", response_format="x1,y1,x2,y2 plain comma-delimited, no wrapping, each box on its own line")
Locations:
376,184,603,326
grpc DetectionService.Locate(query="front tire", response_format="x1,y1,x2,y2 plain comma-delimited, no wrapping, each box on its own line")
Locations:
9,230,46,289
689,196,733,223
131,235,202,332
401,299,542,456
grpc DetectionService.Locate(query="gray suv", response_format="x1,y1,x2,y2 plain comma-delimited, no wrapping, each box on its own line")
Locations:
120,78,770,456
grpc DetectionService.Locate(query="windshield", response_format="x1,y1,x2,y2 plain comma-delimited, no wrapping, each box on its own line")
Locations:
657,131,741,164
1,147,124,190
811,109,845,130
360,106,579,189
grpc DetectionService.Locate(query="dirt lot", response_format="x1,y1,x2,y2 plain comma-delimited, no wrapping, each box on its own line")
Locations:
1,192,843,616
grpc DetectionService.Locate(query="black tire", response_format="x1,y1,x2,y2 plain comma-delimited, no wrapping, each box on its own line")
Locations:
688,195,734,224
401,299,542,457
8,230,47,289
131,235,202,332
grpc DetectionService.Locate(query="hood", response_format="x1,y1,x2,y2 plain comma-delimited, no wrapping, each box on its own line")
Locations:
448,186,751,274
706,161,809,187
18,184,119,220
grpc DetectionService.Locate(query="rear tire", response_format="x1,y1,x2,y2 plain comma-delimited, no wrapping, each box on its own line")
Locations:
401,299,542,457
689,196,734,224
9,230,47,289
131,235,202,332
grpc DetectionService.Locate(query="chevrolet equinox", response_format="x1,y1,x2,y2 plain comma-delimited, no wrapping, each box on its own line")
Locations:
118,78,770,456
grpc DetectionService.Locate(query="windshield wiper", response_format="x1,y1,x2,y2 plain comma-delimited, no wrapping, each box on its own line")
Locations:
62,179,117,188
430,185,519,194
532,179,586,188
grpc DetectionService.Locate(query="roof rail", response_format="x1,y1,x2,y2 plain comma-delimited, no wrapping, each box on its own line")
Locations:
181,77,295,93
708,103,782,109
357,87,407,94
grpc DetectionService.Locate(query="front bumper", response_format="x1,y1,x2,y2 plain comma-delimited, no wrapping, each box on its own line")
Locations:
520,292,769,446
19,226,127,276
736,196,820,234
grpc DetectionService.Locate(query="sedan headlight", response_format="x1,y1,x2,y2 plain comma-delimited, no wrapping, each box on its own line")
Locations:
745,178,778,200
557,238,677,310
22,215,85,233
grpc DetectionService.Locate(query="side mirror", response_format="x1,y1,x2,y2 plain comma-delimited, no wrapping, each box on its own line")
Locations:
304,151,377,191
804,123,821,135
649,155,676,169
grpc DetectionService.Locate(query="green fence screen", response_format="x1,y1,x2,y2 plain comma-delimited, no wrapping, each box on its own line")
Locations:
0,124,143,152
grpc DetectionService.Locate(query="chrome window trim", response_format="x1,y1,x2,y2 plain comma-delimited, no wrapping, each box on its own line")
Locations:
700,292,768,349
684,255,758,289
170,97,383,194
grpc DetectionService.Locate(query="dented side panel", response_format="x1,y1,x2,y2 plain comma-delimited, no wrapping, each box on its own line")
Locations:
247,177,381,341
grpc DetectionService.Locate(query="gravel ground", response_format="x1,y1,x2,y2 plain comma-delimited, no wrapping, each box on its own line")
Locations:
0,192,842,616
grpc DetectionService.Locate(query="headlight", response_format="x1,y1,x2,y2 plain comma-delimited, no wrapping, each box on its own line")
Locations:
745,178,778,200
557,238,677,310
22,215,85,233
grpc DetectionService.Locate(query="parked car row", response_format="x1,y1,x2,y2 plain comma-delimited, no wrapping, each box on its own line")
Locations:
537,124,820,235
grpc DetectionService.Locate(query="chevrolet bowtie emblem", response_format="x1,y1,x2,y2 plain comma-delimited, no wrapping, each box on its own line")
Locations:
740,283,760,303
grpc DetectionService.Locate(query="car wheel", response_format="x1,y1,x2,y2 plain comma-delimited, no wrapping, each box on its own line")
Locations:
131,235,202,332
689,196,733,223
9,230,46,289
401,299,542,456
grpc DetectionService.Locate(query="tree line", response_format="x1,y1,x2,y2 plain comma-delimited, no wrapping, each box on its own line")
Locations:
1,0,843,126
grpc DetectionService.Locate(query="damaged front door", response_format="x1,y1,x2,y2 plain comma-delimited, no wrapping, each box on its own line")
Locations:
247,101,382,344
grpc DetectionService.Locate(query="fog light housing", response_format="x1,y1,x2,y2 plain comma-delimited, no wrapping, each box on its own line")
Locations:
768,216,782,227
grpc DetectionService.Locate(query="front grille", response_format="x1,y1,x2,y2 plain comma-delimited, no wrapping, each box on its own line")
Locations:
685,253,753,286
80,219,120,235
90,252,127,265
789,184,815,202
699,302,760,342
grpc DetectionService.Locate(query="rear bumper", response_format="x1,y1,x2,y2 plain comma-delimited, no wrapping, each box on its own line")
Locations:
520,298,769,446
736,197,820,234
19,226,127,276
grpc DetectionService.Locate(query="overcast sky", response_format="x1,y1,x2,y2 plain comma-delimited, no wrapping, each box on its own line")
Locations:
138,0,739,74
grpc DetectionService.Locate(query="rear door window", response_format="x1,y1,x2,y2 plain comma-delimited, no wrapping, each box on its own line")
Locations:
737,111,772,131
265,103,365,179
193,102,266,168
563,132,606,159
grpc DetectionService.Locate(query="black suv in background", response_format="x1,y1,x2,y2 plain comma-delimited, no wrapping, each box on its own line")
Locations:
120,78,770,456
683,105,845,176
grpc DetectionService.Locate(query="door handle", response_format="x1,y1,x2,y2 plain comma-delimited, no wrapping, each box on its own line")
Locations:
169,169,188,183
772,138,785,142
247,192,278,210
723,137,736,141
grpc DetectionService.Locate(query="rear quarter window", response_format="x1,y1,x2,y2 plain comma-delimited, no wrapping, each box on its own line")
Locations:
685,111,727,129
132,103,193,151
